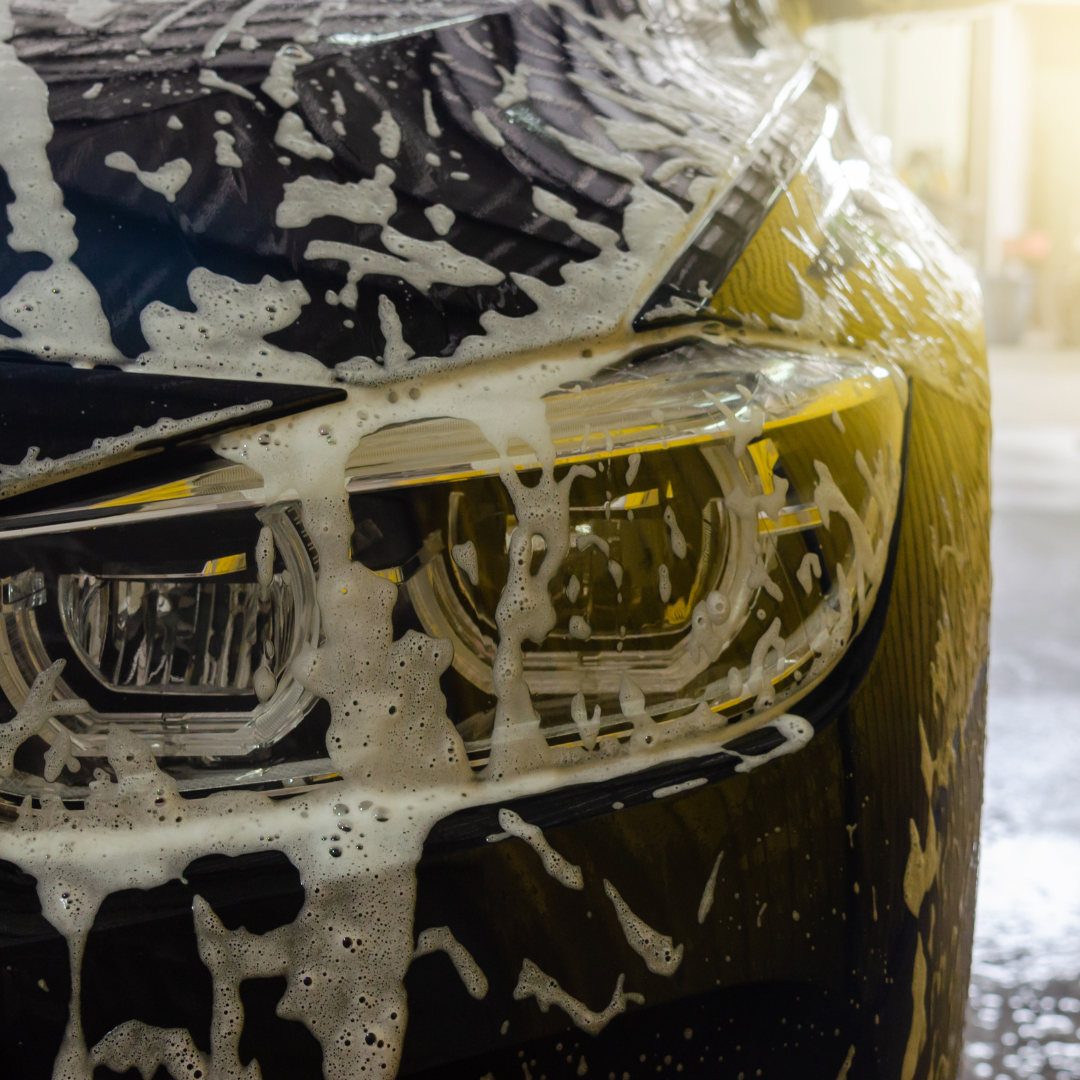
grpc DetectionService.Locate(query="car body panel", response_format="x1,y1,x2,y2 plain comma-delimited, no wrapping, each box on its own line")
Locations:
0,1,988,1078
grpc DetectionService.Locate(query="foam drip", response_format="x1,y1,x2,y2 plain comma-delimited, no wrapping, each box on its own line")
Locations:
513,960,642,1036
602,879,684,976
697,852,723,924
413,926,488,999
132,269,325,381
498,808,584,890
104,151,192,202
730,714,814,774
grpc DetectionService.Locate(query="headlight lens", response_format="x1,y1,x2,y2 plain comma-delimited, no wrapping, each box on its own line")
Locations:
344,338,905,761
0,498,322,783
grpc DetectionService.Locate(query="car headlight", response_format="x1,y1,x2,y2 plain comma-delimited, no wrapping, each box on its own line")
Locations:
0,334,904,799
0,481,325,793
344,335,905,765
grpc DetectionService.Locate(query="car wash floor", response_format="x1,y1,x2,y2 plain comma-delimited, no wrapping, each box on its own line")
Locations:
961,346,1080,1080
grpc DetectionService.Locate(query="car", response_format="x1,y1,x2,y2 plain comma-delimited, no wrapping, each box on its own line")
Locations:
0,0,989,1077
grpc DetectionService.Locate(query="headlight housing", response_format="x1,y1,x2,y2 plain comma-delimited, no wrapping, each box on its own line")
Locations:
0,476,328,797
344,336,904,765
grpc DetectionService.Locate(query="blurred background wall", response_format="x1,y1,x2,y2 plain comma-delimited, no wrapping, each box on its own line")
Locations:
807,0,1080,346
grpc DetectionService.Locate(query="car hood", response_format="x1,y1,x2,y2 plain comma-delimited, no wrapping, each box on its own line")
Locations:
1,0,823,385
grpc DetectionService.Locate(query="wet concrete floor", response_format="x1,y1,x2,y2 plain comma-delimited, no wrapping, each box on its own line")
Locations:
962,347,1080,1080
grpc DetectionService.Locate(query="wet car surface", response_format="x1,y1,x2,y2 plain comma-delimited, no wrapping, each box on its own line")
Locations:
0,1,989,1078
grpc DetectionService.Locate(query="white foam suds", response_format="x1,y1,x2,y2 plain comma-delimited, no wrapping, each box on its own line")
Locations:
422,88,441,138
261,43,313,108
424,203,455,236
0,31,121,365
570,693,602,751
82,81,103,99
493,63,530,109
658,563,671,602
277,163,397,228
513,960,642,1035
105,150,192,202
625,453,641,486
498,808,584,890
569,615,591,640
836,1045,856,1079
706,392,765,459
65,0,119,30
413,926,488,999
213,131,242,167
472,108,505,147
697,852,723,924
202,0,275,60
378,294,414,367
44,725,80,783
451,540,479,585
0,662,87,777
252,663,276,702
603,879,684,975
198,68,256,101
255,524,274,600
373,110,402,158
166,114,184,130
275,111,333,161
132,267,326,381
279,165,503,317
731,715,813,773
797,552,821,594
663,505,687,559
576,533,609,557
652,777,706,800
566,574,581,603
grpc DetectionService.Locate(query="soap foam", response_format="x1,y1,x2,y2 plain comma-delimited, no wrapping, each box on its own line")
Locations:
104,151,192,202
697,851,723,924
498,807,584,890
413,926,488,999
513,960,642,1035
603,879,684,976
